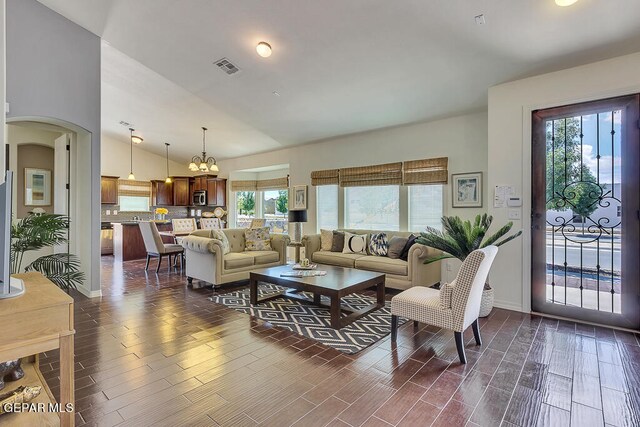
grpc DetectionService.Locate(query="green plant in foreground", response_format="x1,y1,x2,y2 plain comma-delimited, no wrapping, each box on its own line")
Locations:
11,213,85,291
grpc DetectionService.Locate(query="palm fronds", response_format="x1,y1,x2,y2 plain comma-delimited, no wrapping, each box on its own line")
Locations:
417,214,522,264
25,253,85,291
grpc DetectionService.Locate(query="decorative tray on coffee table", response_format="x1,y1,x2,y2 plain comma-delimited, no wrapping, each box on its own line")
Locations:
292,264,317,270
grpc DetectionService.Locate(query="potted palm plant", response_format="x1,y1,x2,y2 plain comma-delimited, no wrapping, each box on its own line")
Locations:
11,212,85,291
417,214,522,317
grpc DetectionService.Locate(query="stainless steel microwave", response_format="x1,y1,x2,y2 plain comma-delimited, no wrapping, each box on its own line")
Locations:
193,190,207,206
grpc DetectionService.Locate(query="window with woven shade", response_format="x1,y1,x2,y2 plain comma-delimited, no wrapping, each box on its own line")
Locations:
339,162,403,187
117,180,151,211
255,176,289,190
311,169,339,186
403,157,448,185
230,180,258,192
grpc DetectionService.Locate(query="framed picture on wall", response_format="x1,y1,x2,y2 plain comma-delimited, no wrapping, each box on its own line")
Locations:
292,185,308,210
452,172,482,208
24,168,52,206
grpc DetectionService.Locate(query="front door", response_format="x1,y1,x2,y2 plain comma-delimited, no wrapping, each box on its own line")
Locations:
531,95,640,329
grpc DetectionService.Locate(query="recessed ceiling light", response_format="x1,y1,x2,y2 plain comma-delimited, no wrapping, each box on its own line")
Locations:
474,14,485,25
555,0,579,6
272,91,280,97
256,41,272,58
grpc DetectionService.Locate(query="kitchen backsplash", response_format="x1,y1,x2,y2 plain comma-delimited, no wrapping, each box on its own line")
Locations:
101,205,189,222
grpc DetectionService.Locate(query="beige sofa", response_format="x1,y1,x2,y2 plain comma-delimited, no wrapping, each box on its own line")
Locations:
302,229,440,290
181,228,290,288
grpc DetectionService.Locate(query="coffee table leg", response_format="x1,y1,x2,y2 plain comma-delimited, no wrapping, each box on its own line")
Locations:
330,296,341,329
250,276,258,305
377,280,385,307
313,293,321,305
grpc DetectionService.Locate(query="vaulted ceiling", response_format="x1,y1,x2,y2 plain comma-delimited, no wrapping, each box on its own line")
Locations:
38,0,640,162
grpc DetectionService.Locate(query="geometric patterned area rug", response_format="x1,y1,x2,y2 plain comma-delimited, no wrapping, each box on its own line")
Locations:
211,283,407,354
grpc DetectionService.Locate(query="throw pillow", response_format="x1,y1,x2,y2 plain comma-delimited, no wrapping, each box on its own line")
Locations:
331,231,345,252
320,229,333,251
439,282,455,309
387,236,408,259
210,229,231,254
400,234,418,261
343,232,368,254
244,227,272,251
368,232,388,256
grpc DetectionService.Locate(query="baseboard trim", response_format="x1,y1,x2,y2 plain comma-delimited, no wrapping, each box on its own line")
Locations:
493,299,524,313
77,285,102,298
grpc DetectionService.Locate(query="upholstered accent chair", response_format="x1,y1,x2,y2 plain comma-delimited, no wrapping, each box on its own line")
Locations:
390,246,499,363
139,221,185,272
200,218,222,230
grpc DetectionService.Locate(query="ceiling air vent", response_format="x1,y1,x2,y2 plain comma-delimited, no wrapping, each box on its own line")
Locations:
214,58,241,75
119,120,133,127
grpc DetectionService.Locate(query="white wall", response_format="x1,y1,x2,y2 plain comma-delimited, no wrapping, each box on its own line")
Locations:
0,0,4,175
219,110,488,283
488,52,640,313
6,0,101,296
101,135,193,181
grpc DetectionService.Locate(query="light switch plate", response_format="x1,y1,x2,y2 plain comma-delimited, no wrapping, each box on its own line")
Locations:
508,209,521,220
105,210,110,215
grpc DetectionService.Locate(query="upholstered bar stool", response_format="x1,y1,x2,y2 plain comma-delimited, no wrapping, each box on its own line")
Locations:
139,221,185,272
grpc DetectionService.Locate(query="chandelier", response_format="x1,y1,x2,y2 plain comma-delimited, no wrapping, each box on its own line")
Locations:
188,127,219,173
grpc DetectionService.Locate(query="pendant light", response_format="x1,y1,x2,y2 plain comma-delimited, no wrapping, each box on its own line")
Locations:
128,128,136,180
188,127,219,173
164,143,172,183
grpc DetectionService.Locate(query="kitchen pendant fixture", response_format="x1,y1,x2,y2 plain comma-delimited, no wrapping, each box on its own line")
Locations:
128,128,136,180
188,127,219,173
164,143,172,183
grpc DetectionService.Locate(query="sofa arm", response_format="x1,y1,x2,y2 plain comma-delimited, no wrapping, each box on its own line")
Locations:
270,234,291,263
181,236,223,255
408,243,441,286
302,234,321,259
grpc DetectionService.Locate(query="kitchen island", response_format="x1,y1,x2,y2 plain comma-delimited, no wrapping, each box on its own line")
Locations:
112,221,173,262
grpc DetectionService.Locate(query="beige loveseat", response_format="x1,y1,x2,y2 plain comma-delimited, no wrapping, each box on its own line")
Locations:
181,228,290,288
302,229,440,290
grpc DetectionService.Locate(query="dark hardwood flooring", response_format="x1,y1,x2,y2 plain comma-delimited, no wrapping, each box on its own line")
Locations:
37,256,640,426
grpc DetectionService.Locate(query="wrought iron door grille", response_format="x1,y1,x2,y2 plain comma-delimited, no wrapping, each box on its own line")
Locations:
545,110,621,313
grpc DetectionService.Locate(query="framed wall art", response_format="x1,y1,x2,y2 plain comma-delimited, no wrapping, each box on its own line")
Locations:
292,185,308,210
452,172,482,208
24,168,52,206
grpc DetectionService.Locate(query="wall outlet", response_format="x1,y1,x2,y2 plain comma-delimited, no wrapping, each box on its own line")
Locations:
508,209,521,220
113,210,118,215
105,210,110,216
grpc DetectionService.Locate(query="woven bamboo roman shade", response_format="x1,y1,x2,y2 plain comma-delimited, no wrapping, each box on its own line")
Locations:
403,157,449,185
118,180,151,197
230,180,258,192
311,169,339,186
339,162,403,187
256,177,289,190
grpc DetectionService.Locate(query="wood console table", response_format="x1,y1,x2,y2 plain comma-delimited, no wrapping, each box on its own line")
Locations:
0,273,75,426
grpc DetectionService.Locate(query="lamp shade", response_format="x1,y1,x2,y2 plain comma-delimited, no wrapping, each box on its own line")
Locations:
288,209,307,223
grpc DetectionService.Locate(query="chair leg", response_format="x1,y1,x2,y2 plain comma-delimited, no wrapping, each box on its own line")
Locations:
454,332,467,364
391,315,398,342
472,319,482,346
145,254,150,271
156,255,162,273
413,320,419,329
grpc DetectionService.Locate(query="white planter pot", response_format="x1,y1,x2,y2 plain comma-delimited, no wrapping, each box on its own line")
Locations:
479,287,494,318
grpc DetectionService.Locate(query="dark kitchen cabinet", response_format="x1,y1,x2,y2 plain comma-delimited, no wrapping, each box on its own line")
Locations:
193,176,208,191
101,176,119,204
172,177,190,206
207,178,226,207
151,180,173,206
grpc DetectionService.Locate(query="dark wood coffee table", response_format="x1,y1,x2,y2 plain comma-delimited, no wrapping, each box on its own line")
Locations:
249,264,385,329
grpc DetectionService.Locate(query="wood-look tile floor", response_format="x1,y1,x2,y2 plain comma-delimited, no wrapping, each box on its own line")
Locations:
38,257,640,426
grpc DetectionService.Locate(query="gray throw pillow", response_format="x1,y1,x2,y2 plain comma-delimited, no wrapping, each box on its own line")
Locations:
387,236,408,259
331,231,345,252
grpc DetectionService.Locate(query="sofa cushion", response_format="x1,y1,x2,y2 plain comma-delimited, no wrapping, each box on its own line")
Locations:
312,251,366,268
400,234,417,261
388,236,408,259
210,229,231,254
224,229,247,252
224,252,254,270
242,250,279,265
331,231,345,252
342,232,368,255
368,232,388,256
320,229,334,251
245,227,272,251
355,256,408,276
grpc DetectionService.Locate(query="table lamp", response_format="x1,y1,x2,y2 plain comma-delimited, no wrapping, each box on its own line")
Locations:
288,209,308,243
